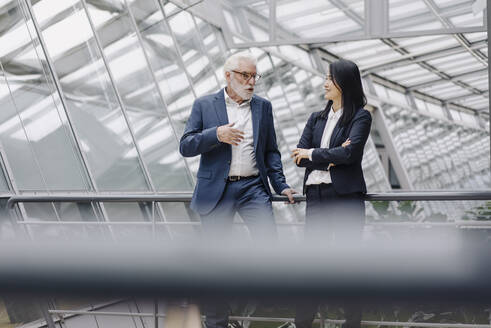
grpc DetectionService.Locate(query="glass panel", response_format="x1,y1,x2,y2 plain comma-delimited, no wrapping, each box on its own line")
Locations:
22,202,60,240
0,198,17,240
103,202,154,241
390,0,483,32
274,0,364,39
363,137,391,192
134,2,194,136
1,295,44,326
0,0,89,191
0,151,11,192
389,0,441,32
17,199,103,241
166,5,219,98
383,105,490,194
30,0,149,191
159,202,200,240
261,57,303,190
85,1,194,192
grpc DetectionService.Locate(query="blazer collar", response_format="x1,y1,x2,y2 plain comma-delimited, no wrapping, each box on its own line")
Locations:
313,107,344,148
313,117,326,148
250,96,260,150
329,108,344,148
213,88,228,125
329,120,344,148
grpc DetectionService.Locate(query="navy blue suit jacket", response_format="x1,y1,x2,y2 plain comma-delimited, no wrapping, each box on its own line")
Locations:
180,88,289,215
296,107,372,195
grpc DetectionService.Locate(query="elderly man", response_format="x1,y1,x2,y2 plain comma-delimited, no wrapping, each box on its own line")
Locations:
179,52,296,328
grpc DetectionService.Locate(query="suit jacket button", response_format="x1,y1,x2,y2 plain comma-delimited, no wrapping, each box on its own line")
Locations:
227,161,231,164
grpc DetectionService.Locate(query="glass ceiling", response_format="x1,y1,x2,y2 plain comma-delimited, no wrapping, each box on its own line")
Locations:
220,0,488,116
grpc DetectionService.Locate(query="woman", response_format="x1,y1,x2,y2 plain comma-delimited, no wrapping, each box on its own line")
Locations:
291,59,372,328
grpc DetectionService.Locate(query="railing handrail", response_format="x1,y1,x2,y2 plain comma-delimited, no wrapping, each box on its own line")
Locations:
12,220,491,227
6,191,491,209
45,310,491,328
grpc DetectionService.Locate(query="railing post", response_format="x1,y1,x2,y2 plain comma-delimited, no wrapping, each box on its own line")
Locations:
152,201,156,240
39,300,56,328
154,298,159,328
319,308,325,328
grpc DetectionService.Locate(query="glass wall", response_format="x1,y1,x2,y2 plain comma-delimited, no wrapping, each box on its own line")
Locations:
0,0,487,237
0,0,489,326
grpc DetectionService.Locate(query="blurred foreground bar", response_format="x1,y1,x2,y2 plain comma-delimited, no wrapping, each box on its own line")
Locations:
0,239,489,301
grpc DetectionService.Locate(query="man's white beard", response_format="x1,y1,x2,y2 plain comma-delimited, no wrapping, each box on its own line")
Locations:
231,78,253,100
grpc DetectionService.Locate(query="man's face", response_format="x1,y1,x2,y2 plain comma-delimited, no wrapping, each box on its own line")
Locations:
226,59,257,100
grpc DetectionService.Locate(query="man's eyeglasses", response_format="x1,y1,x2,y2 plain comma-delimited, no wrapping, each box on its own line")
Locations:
231,70,262,82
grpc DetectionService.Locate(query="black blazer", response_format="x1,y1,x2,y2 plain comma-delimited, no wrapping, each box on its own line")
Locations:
296,107,372,195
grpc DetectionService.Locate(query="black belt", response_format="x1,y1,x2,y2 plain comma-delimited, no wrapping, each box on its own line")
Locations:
227,175,259,182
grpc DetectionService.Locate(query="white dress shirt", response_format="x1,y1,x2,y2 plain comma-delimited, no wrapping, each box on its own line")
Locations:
223,89,259,177
306,108,343,186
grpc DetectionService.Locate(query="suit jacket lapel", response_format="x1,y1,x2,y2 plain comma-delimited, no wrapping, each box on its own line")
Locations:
313,117,327,148
214,88,228,125
329,120,344,148
251,96,260,151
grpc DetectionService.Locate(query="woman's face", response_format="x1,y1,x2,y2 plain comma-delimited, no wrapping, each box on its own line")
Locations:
324,73,342,102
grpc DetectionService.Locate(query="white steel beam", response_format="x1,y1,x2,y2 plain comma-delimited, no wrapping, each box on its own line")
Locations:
229,26,486,48
269,0,276,41
372,105,414,190
365,0,388,37
310,48,327,74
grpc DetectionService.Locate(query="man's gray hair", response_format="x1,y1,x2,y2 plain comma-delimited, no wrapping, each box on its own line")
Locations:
223,52,257,76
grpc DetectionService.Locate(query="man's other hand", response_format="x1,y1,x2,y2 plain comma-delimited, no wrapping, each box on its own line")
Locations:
281,188,297,204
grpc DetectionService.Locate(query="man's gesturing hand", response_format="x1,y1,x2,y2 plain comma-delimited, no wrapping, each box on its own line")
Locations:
217,122,244,146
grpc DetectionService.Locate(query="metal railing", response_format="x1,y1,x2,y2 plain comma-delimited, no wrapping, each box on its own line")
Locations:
6,190,491,208
4,191,491,328
6,191,491,229
43,308,491,328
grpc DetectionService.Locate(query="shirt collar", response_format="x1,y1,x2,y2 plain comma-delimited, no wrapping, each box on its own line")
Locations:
329,107,343,120
224,88,252,107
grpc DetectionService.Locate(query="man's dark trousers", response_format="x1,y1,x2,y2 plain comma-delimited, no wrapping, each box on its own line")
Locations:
201,176,276,328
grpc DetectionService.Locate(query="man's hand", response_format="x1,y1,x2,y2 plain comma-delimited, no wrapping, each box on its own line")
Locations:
281,188,297,204
217,122,244,146
291,148,310,165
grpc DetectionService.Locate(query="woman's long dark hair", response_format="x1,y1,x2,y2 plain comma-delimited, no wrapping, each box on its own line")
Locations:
320,59,367,126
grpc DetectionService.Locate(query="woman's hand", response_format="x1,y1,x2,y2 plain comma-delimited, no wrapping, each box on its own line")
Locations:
327,139,351,169
292,139,350,166
291,148,310,165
